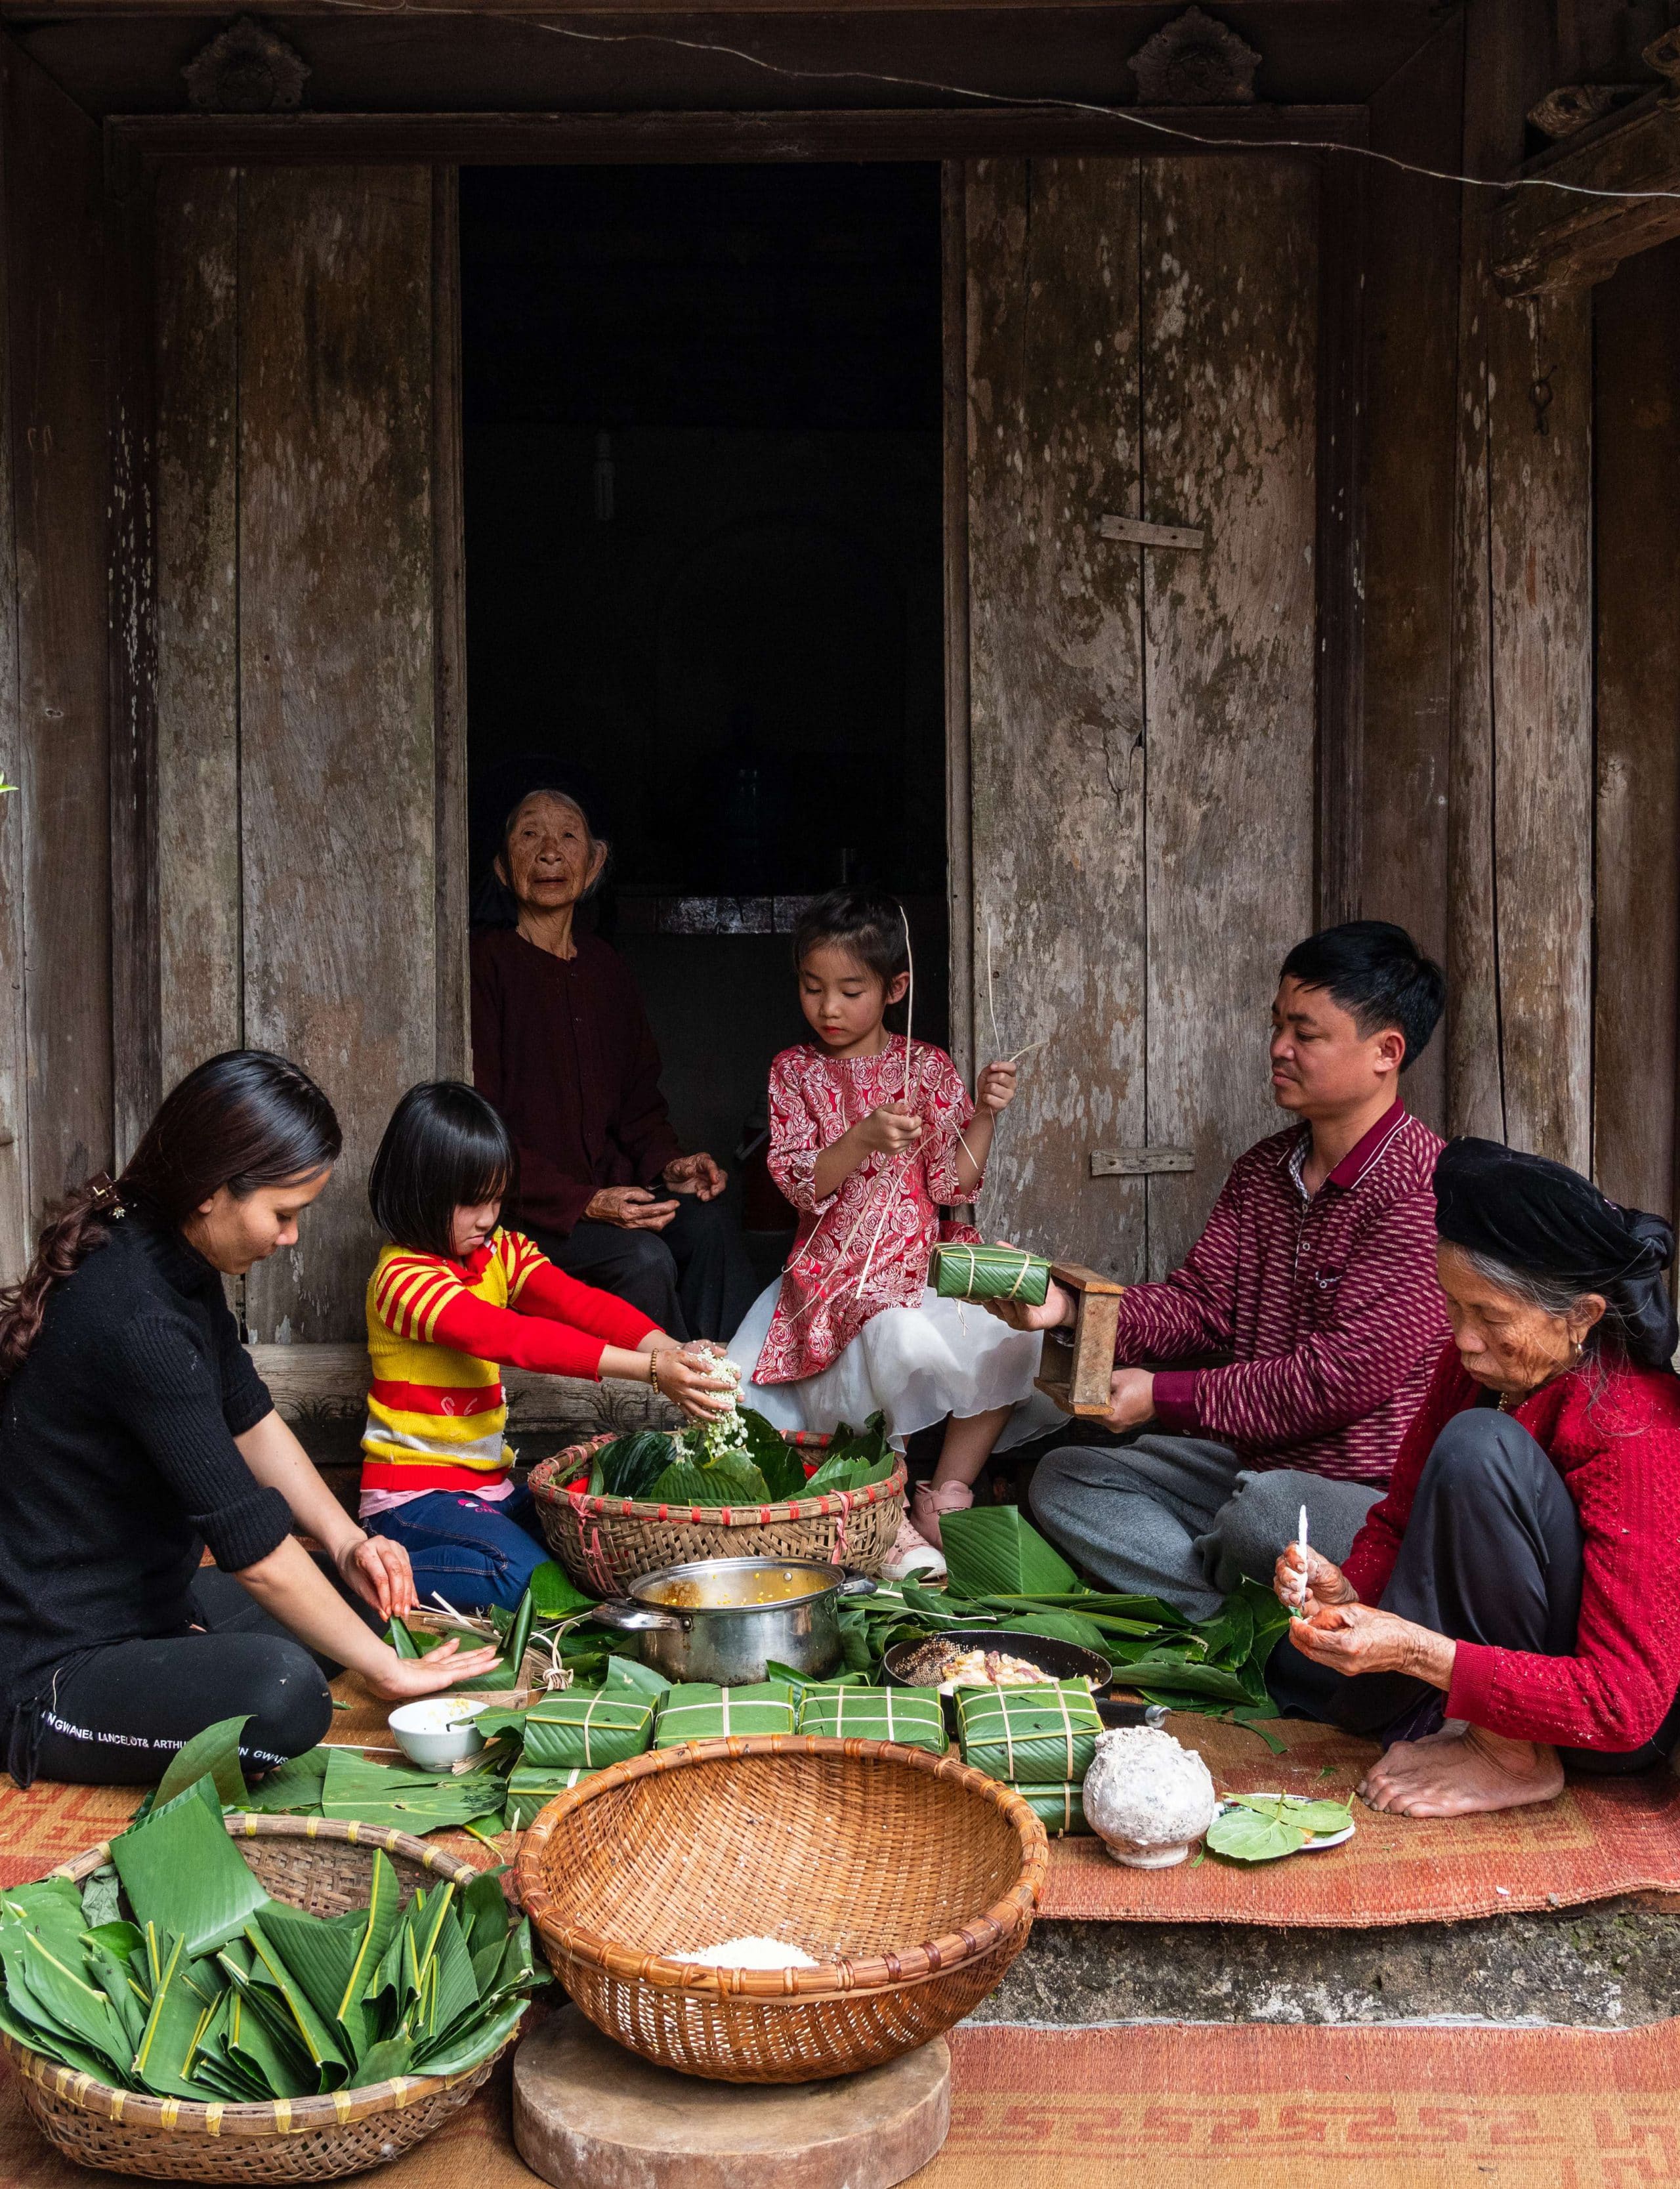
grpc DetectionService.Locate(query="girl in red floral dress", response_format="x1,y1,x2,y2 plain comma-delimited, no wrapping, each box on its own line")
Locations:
728,891,1061,1578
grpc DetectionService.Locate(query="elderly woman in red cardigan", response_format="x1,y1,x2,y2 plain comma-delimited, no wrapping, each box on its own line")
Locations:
471,780,755,1343
1272,1136,1680,1819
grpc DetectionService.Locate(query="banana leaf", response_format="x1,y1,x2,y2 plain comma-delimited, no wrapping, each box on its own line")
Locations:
241,1919,349,2091
644,1455,771,1506
996,1610,1114,1653
590,1430,676,1500
410,1995,528,2078
505,1588,536,1688
358,2033,415,2086
222,1981,314,2100
0,1942,129,2083
527,1561,595,1619
320,1749,507,1835
9,1928,131,2077
258,1902,380,2049
939,1506,1080,1599
237,1747,331,1816
599,1655,673,1703
2,1879,94,1963
78,1869,123,1932
155,1713,251,1812
739,1409,807,1502
1122,1659,1256,1703
386,1617,421,1659
422,1907,480,2047
131,1930,220,2102
84,1936,147,2056
112,1775,272,1959
405,1629,521,1693
801,1448,896,1496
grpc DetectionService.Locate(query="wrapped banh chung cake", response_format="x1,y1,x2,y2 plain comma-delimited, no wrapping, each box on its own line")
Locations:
956,1681,1103,1786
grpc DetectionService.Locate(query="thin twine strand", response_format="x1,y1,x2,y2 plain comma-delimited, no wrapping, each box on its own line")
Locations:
297,0,1680,209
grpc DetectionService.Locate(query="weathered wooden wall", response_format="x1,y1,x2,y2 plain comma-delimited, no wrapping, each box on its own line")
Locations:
1353,18,1463,1139
1592,236,1680,1223
0,40,114,1279
1447,0,1595,1172
154,164,467,1340
965,153,1318,1279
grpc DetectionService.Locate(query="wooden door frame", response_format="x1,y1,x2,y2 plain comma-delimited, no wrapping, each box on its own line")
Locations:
114,97,1370,1111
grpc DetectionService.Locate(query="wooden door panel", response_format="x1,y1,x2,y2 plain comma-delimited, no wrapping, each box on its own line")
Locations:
1141,156,1319,1277
965,156,1148,1277
964,154,1320,1276
238,167,439,1342
156,165,462,1341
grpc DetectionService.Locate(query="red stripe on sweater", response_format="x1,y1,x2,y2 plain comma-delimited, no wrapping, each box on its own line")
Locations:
360,1458,511,1493
369,1378,505,1418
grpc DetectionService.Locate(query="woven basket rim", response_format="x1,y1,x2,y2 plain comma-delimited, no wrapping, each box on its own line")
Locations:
517,1733,1048,2001
528,1440,906,1527
10,1814,524,2135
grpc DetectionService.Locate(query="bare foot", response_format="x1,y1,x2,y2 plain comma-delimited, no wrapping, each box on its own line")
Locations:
1358,1724,1564,1819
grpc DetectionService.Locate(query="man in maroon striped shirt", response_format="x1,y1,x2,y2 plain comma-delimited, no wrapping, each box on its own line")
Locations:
1001,924,1450,1619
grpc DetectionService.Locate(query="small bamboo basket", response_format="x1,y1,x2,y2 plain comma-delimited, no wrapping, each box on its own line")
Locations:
528,1434,906,1596
3,1817,527,2182
518,1735,1047,2083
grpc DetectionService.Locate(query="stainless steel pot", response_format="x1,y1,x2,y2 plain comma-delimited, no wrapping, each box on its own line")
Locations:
589,1558,876,1686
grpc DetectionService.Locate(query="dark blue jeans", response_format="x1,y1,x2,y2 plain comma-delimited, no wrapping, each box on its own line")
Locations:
369,1485,549,1615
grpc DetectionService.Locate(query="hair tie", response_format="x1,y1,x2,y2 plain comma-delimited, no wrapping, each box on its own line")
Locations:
84,1172,125,1216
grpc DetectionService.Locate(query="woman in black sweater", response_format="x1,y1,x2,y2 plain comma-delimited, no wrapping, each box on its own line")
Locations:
0,1051,501,1787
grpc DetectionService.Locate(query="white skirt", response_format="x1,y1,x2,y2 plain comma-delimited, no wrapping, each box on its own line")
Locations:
726,1282,1068,1455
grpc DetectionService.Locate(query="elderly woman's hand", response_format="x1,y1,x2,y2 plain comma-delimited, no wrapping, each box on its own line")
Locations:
663,1153,727,1201
587,1185,680,1231
1286,1601,1456,1690
1273,1542,1356,1619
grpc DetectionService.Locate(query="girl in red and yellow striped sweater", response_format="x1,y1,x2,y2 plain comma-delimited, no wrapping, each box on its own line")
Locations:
361,1082,731,1610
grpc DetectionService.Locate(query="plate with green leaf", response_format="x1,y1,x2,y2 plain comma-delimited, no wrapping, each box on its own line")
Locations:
1206,1791,1357,1861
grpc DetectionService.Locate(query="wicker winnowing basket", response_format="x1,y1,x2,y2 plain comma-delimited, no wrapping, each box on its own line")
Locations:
527,1435,907,1594
518,1735,1047,2084
2,1817,527,2184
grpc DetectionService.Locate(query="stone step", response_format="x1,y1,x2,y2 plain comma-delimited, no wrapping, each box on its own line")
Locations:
976,1898,1680,2030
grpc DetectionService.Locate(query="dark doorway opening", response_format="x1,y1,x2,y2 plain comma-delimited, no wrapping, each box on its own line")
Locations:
461,163,948,1251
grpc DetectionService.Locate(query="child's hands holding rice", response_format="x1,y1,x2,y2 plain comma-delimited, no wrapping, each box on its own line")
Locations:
652,1340,739,1421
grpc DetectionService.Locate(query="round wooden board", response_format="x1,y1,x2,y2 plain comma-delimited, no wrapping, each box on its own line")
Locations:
512,2007,952,2189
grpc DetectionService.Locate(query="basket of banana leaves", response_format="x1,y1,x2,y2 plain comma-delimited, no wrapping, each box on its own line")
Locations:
528,1409,906,1595
0,1735,549,2180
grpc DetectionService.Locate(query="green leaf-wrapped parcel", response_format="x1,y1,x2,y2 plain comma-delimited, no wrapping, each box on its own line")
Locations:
1008,1782,1091,1835
956,1682,1103,1787
795,1683,948,1754
520,1693,656,1771
652,1682,797,1747
931,1242,1052,1307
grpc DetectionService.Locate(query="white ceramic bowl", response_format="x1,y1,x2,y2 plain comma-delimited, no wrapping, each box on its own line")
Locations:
388,1697,488,1772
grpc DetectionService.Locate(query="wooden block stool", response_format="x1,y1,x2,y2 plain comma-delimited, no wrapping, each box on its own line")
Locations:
1033,1262,1126,1416
513,2007,952,2189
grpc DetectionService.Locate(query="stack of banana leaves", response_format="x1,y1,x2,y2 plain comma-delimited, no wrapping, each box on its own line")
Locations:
0,1728,546,2101
838,1505,1295,1724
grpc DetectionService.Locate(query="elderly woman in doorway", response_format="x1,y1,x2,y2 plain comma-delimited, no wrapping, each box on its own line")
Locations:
1272,1136,1680,1819
471,780,756,1341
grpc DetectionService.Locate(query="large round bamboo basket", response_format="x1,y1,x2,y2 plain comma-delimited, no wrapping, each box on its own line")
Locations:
3,1817,528,2182
518,1735,1047,2083
528,1434,906,1594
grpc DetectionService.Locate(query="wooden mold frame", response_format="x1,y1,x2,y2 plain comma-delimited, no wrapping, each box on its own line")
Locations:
1032,1262,1126,1418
